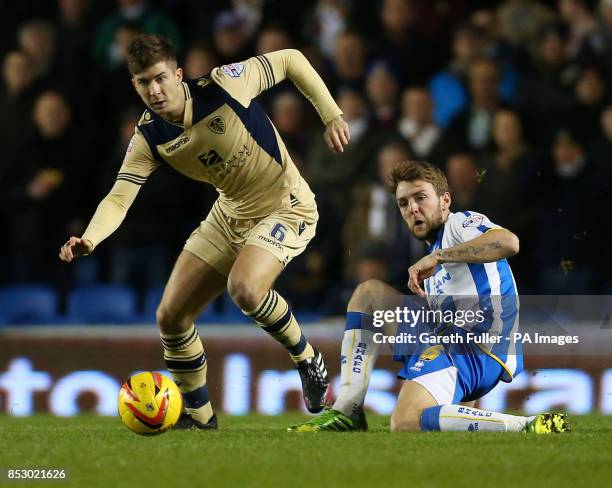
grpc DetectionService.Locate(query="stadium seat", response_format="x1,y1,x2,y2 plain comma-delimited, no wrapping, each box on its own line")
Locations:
67,285,138,324
143,287,223,324
0,285,60,325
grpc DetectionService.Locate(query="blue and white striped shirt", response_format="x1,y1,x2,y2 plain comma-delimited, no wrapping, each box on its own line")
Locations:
423,211,521,382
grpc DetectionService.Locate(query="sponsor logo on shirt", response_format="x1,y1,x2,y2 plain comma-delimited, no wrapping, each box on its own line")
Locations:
221,63,244,78
166,136,190,153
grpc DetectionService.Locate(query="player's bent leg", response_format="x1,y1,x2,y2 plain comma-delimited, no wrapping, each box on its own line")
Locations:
288,279,403,432
229,245,329,413
157,250,227,429
390,380,439,432
335,279,402,418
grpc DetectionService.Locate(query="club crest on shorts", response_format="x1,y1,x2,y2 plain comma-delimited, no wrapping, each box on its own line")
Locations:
208,116,226,134
221,63,244,77
419,345,444,361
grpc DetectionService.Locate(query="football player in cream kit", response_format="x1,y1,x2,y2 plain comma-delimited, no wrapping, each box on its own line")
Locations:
59,35,349,429
289,161,569,434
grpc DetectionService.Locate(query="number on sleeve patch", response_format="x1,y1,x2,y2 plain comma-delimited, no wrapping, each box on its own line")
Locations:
221,63,245,77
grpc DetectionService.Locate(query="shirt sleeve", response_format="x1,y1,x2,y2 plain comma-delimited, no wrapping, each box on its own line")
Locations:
81,129,159,249
445,211,502,245
210,49,343,124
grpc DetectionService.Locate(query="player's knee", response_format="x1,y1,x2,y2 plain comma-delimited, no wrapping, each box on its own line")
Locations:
390,410,422,432
227,276,265,312
156,304,192,335
350,279,385,308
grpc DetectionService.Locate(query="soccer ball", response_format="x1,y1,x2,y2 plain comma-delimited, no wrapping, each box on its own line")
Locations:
118,372,183,435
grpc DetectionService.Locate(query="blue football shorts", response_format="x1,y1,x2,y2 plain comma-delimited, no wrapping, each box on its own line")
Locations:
394,321,518,405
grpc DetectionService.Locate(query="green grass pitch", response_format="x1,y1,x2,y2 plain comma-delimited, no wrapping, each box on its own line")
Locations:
1,414,611,488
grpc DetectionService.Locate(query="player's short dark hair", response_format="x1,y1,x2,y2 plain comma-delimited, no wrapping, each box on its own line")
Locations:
127,34,177,75
389,161,449,196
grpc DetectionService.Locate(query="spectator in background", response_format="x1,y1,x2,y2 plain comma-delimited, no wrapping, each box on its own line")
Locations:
328,30,367,93
477,109,539,289
535,128,609,293
497,0,558,48
572,66,608,143
18,19,59,90
365,60,400,129
519,24,577,141
305,87,387,216
0,51,37,163
397,86,445,167
271,92,311,160
54,0,94,89
256,25,293,55
7,91,86,284
0,50,37,278
343,142,424,290
443,58,503,155
183,43,218,78
310,0,348,59
472,8,521,67
445,153,481,212
430,23,486,127
212,10,252,64
92,0,181,70
372,0,437,85
559,0,597,59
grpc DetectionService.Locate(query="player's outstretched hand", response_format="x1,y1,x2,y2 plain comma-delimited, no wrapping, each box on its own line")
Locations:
407,253,439,297
59,237,94,263
324,115,350,154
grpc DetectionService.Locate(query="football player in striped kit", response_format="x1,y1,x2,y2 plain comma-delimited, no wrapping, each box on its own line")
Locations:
59,35,348,429
289,161,569,434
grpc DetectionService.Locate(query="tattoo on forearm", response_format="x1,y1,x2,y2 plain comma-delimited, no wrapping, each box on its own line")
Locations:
439,241,502,260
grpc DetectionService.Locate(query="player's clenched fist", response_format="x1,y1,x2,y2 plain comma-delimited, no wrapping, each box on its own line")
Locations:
324,115,350,154
59,237,94,262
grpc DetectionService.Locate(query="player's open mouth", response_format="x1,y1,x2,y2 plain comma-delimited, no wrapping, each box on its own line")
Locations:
414,219,425,228
152,100,166,109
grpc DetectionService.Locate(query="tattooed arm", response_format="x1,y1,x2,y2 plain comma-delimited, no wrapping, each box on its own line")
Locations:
436,229,520,264
407,229,519,297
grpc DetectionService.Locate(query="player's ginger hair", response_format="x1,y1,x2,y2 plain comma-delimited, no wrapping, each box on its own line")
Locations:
389,160,449,196
126,34,177,75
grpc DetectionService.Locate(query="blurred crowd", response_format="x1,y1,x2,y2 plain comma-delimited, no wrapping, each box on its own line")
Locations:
1,0,611,315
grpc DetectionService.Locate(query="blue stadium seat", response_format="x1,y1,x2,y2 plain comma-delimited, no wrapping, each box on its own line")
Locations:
143,287,223,324
68,285,138,324
0,285,59,325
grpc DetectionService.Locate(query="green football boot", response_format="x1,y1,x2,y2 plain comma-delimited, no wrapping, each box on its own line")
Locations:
287,408,368,432
522,413,570,434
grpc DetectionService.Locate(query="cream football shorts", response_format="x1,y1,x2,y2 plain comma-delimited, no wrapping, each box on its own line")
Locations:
184,199,318,276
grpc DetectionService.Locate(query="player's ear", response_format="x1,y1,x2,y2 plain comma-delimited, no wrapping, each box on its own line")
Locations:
175,67,183,84
441,191,451,210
